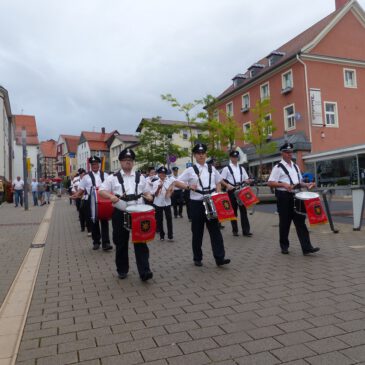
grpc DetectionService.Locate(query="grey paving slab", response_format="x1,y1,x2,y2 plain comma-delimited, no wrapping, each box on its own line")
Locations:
8,197,365,364
0,200,47,305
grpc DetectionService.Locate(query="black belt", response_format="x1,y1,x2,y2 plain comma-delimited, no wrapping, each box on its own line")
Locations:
194,189,216,195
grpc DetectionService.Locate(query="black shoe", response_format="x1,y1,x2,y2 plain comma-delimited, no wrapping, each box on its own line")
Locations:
216,258,231,266
194,260,203,267
281,249,289,254
243,233,253,237
102,244,113,251
117,272,127,279
141,271,153,281
233,232,239,237
93,243,100,250
174,216,178,218
303,247,320,255
219,224,225,229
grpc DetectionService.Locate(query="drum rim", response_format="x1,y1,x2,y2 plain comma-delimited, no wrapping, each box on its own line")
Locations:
126,204,154,212
295,191,319,200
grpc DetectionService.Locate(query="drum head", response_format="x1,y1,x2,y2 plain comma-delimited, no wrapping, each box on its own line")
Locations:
113,200,127,211
295,191,319,200
126,204,154,213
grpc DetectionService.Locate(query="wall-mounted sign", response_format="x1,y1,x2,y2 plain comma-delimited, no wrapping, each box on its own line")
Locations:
309,88,323,125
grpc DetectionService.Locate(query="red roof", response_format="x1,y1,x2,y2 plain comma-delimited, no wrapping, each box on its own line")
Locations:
13,115,39,145
81,130,117,152
217,6,343,100
61,135,79,154
88,141,109,151
40,140,57,158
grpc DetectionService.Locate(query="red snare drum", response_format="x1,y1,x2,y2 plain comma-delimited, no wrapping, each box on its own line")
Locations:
294,191,328,226
210,192,236,222
90,188,114,222
123,204,156,243
235,186,260,208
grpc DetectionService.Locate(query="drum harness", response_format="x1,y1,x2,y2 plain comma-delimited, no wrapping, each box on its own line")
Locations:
114,171,142,202
193,165,217,220
225,165,247,206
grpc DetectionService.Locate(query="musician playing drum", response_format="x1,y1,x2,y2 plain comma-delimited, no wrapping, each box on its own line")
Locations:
98,148,154,281
267,142,320,255
175,143,232,267
221,150,253,237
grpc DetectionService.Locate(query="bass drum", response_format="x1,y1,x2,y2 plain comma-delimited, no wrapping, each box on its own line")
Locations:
90,188,114,222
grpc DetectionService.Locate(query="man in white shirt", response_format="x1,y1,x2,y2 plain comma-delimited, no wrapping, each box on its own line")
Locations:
152,166,175,241
175,143,232,267
77,156,111,251
99,148,154,281
31,178,39,206
12,176,24,207
268,143,319,255
220,150,253,237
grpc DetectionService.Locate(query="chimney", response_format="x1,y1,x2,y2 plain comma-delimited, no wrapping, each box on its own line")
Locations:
101,127,105,134
335,0,348,10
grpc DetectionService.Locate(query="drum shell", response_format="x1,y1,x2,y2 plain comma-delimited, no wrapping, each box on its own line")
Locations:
210,192,236,222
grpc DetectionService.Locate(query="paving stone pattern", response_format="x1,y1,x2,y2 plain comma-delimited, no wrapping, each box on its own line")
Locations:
13,198,365,364
0,200,47,306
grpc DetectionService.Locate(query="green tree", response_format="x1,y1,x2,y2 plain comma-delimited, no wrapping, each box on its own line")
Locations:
244,98,277,180
161,94,202,163
136,117,188,170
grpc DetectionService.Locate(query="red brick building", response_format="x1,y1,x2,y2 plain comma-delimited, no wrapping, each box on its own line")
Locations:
215,0,365,185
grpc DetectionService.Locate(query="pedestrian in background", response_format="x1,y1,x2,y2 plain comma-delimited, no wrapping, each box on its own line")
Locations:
31,178,38,206
12,176,24,207
44,179,52,205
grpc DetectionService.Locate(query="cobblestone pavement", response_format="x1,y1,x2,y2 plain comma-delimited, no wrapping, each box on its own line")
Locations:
12,197,365,364
0,200,47,306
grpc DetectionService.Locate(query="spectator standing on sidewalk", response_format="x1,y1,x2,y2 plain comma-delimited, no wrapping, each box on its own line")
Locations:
31,178,38,206
37,178,45,205
12,176,24,207
44,179,52,205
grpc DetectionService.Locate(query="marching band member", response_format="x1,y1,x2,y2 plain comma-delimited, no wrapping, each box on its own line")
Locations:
152,166,175,241
220,150,253,237
77,156,112,251
99,148,154,281
175,143,232,267
171,167,184,218
268,143,319,255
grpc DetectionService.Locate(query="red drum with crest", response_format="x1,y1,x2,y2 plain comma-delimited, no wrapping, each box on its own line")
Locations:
123,204,156,243
90,188,114,222
210,192,236,222
235,186,260,208
294,191,328,226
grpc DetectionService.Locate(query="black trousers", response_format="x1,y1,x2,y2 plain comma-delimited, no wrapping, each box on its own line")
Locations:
171,190,183,217
228,190,251,235
190,200,225,262
91,219,110,246
276,190,313,252
112,209,151,276
155,205,173,239
184,190,191,220
76,198,81,212
79,199,91,232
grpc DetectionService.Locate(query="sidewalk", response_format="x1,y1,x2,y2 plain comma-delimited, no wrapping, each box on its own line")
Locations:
0,201,47,306
10,197,365,364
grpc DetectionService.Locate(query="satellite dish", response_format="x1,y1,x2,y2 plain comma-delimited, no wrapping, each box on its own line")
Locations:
235,146,247,163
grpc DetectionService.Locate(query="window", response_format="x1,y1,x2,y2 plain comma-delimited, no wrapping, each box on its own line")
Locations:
324,102,339,127
282,70,293,90
264,114,273,137
226,102,233,116
183,147,189,153
284,104,296,130
344,68,357,88
242,93,250,111
243,122,251,144
260,82,270,100
182,130,188,140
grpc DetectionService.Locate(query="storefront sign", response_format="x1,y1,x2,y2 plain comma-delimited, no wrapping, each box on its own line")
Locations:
310,88,323,125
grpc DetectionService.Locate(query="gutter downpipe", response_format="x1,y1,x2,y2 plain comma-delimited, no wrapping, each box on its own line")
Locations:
296,54,312,144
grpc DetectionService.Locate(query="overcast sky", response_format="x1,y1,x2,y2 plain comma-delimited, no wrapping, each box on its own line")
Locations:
1,0,364,141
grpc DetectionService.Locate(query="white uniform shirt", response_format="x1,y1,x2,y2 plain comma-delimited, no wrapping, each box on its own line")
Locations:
78,171,109,195
178,163,223,201
99,169,148,206
152,177,175,207
220,163,249,186
268,159,303,191
145,175,158,193
71,176,80,193
13,179,24,190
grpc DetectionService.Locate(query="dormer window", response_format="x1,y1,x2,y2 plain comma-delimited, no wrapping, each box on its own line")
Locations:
267,51,285,67
248,63,265,78
232,74,247,88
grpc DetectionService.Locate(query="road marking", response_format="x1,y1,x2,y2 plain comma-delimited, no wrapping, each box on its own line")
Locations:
0,200,54,365
349,245,365,249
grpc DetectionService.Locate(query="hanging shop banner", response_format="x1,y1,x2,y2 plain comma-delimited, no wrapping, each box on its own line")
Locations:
310,88,323,125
